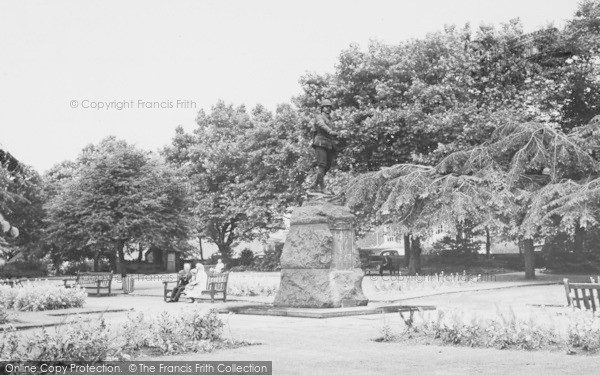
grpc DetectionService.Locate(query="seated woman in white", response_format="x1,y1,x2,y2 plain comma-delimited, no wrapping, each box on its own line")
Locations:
186,263,208,302
214,259,225,273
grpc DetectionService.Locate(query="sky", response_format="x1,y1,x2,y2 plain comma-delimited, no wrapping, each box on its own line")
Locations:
0,0,582,173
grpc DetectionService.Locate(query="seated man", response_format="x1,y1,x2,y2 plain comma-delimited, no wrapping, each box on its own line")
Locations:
168,263,193,302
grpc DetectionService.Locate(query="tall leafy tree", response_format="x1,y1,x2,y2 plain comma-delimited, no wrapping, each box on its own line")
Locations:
0,149,41,259
297,1,600,275
45,137,193,275
346,115,600,278
164,102,309,259
296,1,600,173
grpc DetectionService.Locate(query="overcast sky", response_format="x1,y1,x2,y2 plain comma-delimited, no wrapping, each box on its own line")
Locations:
0,0,581,173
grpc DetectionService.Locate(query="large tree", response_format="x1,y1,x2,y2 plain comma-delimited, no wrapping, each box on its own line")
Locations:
296,1,600,275
295,1,599,172
0,148,37,259
346,115,600,278
164,102,310,260
45,137,193,275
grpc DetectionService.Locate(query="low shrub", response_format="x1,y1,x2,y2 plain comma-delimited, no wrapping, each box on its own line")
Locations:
0,259,49,278
0,327,20,361
239,249,255,267
379,308,594,353
60,261,93,276
254,244,283,272
0,281,87,312
135,309,225,355
567,310,600,353
484,308,561,350
228,265,254,272
227,275,279,297
23,317,114,362
0,308,238,361
0,308,8,324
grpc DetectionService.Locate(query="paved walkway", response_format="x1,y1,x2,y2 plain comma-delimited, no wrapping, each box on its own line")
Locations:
4,272,597,374
141,284,594,375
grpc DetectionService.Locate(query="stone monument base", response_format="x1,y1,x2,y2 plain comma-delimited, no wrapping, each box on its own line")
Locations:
274,268,367,308
273,196,368,308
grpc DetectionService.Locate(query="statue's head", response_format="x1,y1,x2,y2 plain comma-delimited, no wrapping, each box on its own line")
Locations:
320,99,333,114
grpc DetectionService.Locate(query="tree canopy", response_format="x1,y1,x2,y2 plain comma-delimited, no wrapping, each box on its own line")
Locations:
345,115,600,277
295,2,600,174
164,101,311,259
44,137,193,275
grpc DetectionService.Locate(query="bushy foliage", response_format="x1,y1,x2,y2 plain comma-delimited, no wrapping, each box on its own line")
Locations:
44,137,193,275
255,243,284,272
0,327,20,361
567,310,600,353
227,274,279,297
542,230,600,273
0,259,49,278
121,309,224,355
0,281,87,311
239,249,255,267
164,103,309,259
24,317,114,362
0,309,236,361
379,307,600,353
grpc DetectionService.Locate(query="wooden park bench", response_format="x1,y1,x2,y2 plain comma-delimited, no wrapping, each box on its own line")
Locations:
163,272,229,303
563,278,600,312
63,271,114,296
0,278,27,287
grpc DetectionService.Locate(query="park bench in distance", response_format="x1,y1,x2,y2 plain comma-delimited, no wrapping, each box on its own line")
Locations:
163,272,229,303
0,278,27,287
563,278,600,312
63,271,114,296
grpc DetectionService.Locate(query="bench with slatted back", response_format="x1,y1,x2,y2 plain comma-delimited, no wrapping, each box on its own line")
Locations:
163,272,229,303
563,278,600,312
201,272,229,303
63,271,113,296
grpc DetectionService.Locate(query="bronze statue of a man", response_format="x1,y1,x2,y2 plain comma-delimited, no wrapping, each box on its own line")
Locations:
308,99,338,194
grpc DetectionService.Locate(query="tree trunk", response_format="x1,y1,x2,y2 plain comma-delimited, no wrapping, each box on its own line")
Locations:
408,236,422,275
522,238,535,280
108,250,117,273
198,236,204,261
216,243,232,261
485,227,491,258
404,234,411,268
115,240,127,277
574,224,585,253
93,252,100,271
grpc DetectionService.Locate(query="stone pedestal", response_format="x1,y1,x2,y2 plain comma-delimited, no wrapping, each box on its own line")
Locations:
274,198,368,308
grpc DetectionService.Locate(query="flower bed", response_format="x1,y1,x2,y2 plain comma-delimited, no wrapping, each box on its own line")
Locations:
227,272,280,297
377,307,600,354
0,281,87,312
0,309,252,361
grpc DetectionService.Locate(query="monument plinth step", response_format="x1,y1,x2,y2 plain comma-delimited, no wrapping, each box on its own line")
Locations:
228,303,436,319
